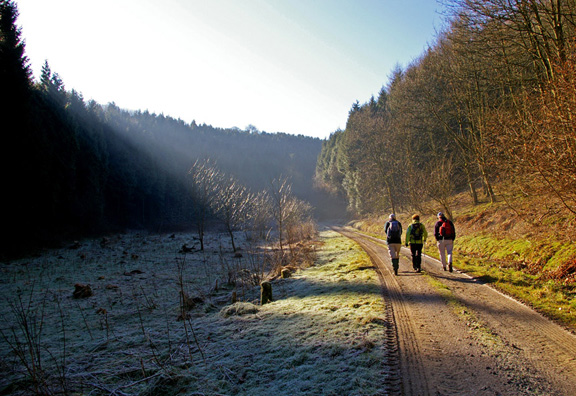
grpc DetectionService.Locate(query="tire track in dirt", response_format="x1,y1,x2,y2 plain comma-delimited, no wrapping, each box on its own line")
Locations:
337,227,430,395
336,227,576,396
418,248,576,395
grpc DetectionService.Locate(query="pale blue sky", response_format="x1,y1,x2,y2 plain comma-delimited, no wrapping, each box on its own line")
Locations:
16,0,446,138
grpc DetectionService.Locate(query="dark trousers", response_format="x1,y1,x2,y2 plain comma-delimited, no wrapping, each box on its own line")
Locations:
410,244,423,270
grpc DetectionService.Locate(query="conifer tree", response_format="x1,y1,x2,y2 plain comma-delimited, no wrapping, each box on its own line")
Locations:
0,0,35,256
0,0,31,113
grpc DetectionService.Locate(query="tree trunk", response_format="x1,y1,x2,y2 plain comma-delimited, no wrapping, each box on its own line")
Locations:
480,166,496,203
260,281,272,304
463,163,479,205
227,226,236,252
386,181,396,214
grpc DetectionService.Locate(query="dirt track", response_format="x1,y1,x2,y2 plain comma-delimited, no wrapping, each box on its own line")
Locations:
336,227,576,396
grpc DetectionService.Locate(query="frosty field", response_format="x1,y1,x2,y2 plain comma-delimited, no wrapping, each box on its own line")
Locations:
0,230,392,395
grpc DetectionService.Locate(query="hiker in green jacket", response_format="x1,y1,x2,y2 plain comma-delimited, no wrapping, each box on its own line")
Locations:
405,214,428,272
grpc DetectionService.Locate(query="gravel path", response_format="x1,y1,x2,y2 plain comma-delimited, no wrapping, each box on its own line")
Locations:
337,227,576,396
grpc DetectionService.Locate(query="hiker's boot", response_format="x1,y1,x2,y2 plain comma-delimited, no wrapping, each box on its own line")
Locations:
392,258,399,275
449,264,453,272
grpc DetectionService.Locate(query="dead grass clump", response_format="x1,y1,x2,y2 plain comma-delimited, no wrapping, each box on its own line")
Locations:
358,338,375,351
357,314,387,326
546,259,576,283
123,269,144,276
264,238,319,280
181,291,204,311
220,302,260,317
179,243,195,253
287,220,317,245
72,283,92,298
281,267,292,278
524,261,545,275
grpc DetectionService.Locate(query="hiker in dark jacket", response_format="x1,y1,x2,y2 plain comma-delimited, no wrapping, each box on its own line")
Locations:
405,214,428,272
434,212,456,272
384,213,403,275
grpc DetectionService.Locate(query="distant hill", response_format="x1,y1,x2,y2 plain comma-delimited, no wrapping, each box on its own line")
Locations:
2,83,338,257
1,0,346,258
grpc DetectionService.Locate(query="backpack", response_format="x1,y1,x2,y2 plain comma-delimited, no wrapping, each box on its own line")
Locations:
411,223,423,239
439,220,454,238
387,220,401,240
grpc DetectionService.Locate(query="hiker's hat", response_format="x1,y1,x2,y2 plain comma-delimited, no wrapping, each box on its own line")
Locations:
389,213,396,220
437,212,444,217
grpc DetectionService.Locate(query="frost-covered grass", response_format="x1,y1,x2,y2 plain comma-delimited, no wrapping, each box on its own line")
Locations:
0,230,391,395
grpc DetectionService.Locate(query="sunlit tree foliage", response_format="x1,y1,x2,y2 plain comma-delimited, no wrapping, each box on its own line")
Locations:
317,0,576,218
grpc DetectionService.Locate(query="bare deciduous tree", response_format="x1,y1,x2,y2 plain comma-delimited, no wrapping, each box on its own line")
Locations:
210,176,254,252
269,177,294,254
188,159,220,251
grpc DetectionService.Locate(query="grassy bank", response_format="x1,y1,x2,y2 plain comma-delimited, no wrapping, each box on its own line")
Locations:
453,235,576,329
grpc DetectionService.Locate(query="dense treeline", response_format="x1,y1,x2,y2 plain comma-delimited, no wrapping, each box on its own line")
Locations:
0,1,331,258
316,0,576,219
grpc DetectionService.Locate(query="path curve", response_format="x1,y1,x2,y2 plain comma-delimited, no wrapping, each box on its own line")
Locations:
336,227,576,396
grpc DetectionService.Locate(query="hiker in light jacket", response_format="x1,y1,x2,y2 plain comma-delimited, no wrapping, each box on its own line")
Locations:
405,214,427,272
384,213,403,275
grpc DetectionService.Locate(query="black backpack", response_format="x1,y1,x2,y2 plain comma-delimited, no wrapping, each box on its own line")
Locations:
411,223,423,239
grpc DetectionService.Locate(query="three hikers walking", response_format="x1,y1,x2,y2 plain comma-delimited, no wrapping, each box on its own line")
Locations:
384,212,456,274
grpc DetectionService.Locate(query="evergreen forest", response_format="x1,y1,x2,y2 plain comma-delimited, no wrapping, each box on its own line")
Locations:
0,1,339,258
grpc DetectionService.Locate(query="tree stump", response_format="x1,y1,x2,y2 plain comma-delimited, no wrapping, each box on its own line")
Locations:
281,268,291,278
260,281,272,305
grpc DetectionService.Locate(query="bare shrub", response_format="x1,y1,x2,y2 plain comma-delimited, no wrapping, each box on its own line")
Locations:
0,288,69,395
